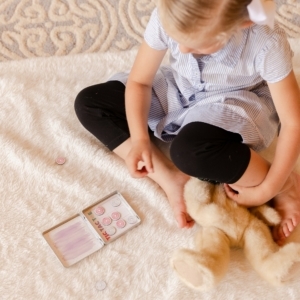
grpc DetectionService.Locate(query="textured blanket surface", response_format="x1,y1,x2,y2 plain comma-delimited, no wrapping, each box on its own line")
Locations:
0,0,299,61
1,40,300,300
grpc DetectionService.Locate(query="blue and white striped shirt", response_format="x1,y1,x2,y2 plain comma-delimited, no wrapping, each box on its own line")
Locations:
111,8,293,151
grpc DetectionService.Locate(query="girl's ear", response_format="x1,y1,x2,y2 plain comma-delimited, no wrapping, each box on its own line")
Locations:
241,20,254,28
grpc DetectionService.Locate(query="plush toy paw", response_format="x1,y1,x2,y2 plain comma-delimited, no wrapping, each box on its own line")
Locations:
170,248,226,291
171,249,214,290
249,205,281,226
257,242,300,285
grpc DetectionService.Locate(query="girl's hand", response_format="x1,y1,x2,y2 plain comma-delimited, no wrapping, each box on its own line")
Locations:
125,139,154,178
223,183,272,207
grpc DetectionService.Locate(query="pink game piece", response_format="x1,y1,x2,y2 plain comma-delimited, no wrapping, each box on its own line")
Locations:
102,217,112,226
55,157,66,165
94,206,105,216
111,212,121,220
116,219,126,228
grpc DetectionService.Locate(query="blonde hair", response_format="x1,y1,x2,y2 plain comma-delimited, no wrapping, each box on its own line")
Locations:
158,0,252,41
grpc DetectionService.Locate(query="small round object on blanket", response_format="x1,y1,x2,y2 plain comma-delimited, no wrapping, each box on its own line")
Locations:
95,280,107,291
55,156,66,165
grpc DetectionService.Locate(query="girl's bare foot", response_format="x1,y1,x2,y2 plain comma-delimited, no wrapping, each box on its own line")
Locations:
153,166,194,228
272,172,300,245
114,138,194,228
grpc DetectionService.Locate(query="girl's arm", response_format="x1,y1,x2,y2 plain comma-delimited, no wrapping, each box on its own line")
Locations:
262,71,300,195
125,40,167,177
225,71,300,205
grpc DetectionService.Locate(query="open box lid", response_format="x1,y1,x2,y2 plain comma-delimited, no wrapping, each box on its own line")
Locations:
43,214,104,267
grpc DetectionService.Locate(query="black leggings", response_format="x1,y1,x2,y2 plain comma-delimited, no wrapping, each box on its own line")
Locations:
74,81,251,184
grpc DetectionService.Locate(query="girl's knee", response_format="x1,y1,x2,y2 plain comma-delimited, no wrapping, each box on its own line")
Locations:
74,86,95,117
169,122,210,164
169,126,207,175
74,81,127,137
74,88,91,124
74,81,125,114
170,122,250,182
74,81,120,121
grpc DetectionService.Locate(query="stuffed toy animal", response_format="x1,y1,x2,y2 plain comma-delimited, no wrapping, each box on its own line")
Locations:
171,177,300,291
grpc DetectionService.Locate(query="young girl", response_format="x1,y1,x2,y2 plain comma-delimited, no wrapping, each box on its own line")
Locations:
74,0,300,244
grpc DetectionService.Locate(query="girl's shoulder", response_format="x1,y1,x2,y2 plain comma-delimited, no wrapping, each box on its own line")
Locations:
144,7,170,51
247,23,289,49
248,24,293,83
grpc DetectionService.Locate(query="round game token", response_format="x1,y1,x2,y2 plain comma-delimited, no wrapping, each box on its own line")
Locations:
94,206,105,216
127,216,138,224
95,280,107,291
116,219,126,228
55,156,66,165
111,198,121,207
102,217,112,226
106,226,116,236
111,211,121,220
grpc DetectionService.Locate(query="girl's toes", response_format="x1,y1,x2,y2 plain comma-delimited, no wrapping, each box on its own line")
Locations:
292,215,300,227
282,222,291,238
278,225,287,240
286,219,295,233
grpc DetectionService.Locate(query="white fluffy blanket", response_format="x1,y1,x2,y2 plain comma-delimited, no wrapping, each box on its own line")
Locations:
1,40,300,299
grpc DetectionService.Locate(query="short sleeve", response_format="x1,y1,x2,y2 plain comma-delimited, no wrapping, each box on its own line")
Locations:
144,8,169,50
255,26,293,83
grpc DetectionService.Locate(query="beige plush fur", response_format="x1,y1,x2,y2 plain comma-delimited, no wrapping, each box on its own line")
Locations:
171,177,300,291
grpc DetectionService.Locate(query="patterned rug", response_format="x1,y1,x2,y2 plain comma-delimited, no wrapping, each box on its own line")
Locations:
276,0,300,37
0,0,299,61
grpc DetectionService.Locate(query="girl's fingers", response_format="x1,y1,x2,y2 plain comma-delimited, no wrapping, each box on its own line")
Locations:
143,153,154,173
132,164,149,177
127,156,145,178
224,184,239,200
186,215,195,228
136,166,149,177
